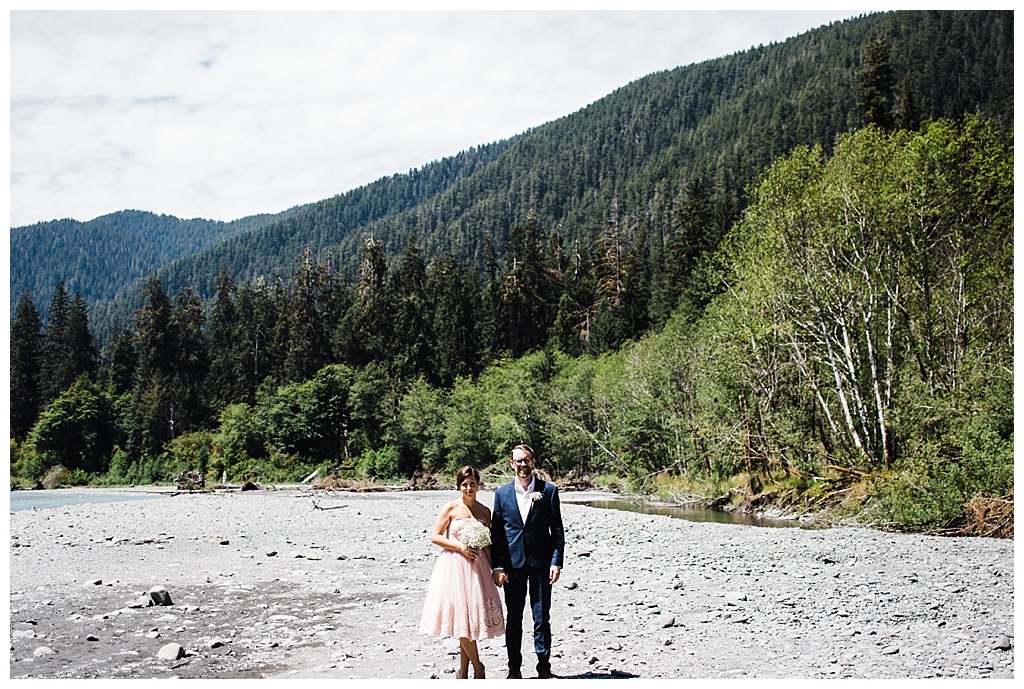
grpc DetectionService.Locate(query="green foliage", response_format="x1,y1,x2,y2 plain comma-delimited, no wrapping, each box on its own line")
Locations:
28,377,116,478
396,377,448,474
257,364,355,464
360,445,402,482
210,403,268,480
159,431,215,481
441,377,492,472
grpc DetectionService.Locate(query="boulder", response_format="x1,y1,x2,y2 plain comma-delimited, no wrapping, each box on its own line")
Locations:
156,643,186,660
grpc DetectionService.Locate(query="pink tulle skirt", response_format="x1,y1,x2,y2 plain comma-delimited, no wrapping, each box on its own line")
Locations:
419,522,505,640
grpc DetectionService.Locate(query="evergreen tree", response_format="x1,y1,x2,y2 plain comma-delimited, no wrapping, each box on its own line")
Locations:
103,328,137,397
284,249,336,382
39,282,98,404
650,178,714,326
134,275,175,382
39,281,72,402
10,290,43,440
170,283,210,433
389,235,432,381
478,235,508,360
427,252,482,386
895,74,923,131
208,267,245,406
549,240,595,356
858,37,896,131
67,293,99,382
502,211,553,357
335,235,393,367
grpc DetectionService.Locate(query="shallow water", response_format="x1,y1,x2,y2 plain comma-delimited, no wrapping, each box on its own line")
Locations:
7,489,169,512
580,498,800,528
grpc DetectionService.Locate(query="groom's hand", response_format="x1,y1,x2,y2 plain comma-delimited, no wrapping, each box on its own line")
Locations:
492,570,507,587
549,566,561,585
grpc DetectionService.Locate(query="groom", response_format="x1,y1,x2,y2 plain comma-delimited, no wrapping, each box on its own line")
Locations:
490,444,565,679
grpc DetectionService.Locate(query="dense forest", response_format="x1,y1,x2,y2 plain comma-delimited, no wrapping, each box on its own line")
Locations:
12,10,1013,343
9,10,1014,534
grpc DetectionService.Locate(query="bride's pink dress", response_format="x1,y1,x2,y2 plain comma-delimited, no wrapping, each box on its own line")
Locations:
420,518,505,639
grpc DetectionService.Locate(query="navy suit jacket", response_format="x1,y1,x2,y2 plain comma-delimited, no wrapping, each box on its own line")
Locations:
490,477,564,571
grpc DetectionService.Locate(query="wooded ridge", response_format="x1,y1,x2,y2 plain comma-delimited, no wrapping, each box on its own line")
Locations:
9,10,1013,535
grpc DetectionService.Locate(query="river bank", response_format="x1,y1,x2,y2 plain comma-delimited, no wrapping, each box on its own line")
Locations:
8,485,1015,679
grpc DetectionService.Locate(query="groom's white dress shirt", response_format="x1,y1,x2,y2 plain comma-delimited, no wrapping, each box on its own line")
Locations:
514,475,536,524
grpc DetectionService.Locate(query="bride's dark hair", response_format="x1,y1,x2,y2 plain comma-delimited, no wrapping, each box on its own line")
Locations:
456,465,480,488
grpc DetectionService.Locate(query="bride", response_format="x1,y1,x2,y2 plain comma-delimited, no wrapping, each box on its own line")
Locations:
419,465,505,679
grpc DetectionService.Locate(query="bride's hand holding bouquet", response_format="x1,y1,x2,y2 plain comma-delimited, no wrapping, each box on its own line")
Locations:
458,521,491,562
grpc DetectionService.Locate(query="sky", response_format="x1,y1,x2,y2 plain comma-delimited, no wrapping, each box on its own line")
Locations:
8,9,868,229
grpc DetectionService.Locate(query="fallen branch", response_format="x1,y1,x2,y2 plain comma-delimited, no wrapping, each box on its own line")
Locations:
312,500,348,511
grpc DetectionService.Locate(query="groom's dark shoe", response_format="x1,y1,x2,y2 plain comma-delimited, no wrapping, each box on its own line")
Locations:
537,668,556,679
506,669,523,679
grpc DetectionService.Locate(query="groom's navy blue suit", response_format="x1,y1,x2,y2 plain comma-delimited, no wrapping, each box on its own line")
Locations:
490,477,564,676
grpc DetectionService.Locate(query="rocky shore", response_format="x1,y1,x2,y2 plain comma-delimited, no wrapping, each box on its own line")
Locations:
8,486,1015,680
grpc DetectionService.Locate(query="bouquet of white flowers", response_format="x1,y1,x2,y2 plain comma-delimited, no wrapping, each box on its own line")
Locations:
459,521,491,549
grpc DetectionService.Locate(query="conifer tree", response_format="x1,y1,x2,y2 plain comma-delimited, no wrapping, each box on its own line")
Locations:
208,267,245,406
170,283,210,433
390,235,433,381
39,281,71,402
858,37,896,131
39,282,98,403
10,290,43,440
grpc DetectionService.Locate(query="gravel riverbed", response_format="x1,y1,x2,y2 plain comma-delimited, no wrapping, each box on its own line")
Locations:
7,486,1015,680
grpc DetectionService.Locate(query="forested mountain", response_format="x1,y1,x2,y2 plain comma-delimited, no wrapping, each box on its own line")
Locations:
9,209,301,316
9,10,1014,534
11,10,1010,342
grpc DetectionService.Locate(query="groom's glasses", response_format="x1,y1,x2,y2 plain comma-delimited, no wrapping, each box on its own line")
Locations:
511,458,533,466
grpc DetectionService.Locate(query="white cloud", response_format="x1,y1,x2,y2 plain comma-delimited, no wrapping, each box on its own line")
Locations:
9,10,862,227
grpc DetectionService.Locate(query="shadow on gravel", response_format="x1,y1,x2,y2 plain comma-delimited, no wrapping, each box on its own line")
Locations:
557,670,640,679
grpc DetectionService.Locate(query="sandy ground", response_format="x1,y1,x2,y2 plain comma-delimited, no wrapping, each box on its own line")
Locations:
7,485,1015,681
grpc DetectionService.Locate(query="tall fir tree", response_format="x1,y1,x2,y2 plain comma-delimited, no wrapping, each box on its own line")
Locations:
170,283,211,433
10,290,43,440
858,37,897,131
39,280,72,402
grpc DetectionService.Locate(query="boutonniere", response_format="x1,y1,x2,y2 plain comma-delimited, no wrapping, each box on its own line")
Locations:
530,491,543,503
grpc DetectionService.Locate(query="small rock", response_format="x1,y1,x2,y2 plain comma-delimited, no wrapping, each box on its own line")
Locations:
220,539,231,546
564,580,579,590
659,615,676,628
724,592,747,604
86,634,99,641
663,637,673,646
34,646,56,657
86,579,103,587
266,550,278,557
156,643,186,660
128,596,153,608
992,636,1012,650
146,631,161,639
12,630,36,639
149,586,173,606
881,645,900,655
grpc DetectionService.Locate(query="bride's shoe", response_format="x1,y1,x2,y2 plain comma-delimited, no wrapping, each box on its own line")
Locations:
474,663,485,679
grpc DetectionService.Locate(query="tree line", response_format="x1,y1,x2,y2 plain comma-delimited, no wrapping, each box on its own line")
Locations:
10,115,1012,531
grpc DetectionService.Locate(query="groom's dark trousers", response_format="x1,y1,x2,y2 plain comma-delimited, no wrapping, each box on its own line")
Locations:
503,566,553,673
